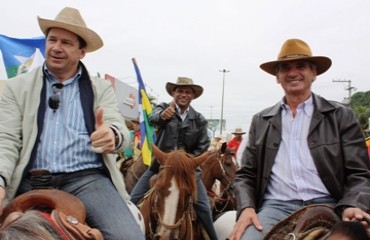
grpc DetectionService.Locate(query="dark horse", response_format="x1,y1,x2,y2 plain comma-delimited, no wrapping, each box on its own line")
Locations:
119,154,148,194
139,145,209,240
262,204,370,240
201,142,237,219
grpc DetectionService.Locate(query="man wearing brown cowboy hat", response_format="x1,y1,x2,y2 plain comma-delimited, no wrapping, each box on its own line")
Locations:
229,39,370,240
130,77,218,239
0,7,144,239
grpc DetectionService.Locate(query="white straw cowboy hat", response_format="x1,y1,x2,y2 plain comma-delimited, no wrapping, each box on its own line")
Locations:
232,128,246,135
260,39,332,76
166,77,204,99
37,7,103,52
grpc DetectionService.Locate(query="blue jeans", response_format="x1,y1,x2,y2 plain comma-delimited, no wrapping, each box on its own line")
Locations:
131,168,218,240
18,169,145,240
240,197,337,240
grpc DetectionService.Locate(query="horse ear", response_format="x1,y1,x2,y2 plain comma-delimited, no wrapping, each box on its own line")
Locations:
221,142,227,153
193,151,209,168
151,143,167,165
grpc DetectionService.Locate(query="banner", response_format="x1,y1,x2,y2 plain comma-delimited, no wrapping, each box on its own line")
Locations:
0,34,45,78
132,58,156,166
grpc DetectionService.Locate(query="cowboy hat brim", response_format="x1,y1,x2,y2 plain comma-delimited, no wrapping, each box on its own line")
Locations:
260,56,332,76
37,17,103,53
166,82,204,99
232,132,246,135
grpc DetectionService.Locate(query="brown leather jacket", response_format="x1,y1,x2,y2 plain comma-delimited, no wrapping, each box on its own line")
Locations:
234,93,370,217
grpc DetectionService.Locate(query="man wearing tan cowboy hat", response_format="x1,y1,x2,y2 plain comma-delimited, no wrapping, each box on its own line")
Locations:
227,127,246,154
0,7,144,240
123,117,142,160
229,39,370,240
131,77,218,240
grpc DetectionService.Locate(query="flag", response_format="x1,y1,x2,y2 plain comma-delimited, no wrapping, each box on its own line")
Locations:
0,34,45,79
132,58,156,166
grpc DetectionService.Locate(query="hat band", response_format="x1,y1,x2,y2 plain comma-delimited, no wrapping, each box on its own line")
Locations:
278,54,310,60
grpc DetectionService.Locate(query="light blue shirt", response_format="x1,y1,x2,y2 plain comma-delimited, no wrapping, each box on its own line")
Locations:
264,95,330,201
33,67,102,173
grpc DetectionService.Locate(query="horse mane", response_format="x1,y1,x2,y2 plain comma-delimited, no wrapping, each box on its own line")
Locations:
155,150,198,205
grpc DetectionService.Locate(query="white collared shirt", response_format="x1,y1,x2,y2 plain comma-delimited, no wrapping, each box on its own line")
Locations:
176,104,189,121
264,95,330,201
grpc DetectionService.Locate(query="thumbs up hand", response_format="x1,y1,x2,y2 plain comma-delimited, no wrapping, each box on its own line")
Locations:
91,108,115,153
160,100,176,120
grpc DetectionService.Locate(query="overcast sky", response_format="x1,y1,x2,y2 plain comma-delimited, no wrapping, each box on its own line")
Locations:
2,1,370,134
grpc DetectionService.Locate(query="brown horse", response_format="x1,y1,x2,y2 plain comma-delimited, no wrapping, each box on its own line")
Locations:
119,154,148,194
201,142,237,219
139,145,209,240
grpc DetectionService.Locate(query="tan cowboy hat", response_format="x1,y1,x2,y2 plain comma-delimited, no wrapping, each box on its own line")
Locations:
166,77,203,99
131,117,140,124
37,7,103,52
232,128,246,135
260,39,332,76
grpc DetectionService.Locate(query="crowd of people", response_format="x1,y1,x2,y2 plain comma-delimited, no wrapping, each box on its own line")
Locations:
0,6,369,240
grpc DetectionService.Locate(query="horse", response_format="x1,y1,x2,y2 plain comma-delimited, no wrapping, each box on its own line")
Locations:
200,142,237,219
119,153,148,194
139,144,210,240
262,204,370,240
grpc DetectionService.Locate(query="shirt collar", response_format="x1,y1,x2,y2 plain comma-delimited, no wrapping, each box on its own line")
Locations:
44,64,82,85
176,104,190,115
280,95,313,117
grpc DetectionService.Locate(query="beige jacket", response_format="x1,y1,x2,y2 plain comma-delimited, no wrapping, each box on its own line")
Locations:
0,66,130,204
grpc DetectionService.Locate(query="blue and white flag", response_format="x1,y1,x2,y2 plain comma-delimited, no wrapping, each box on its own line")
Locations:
0,34,45,79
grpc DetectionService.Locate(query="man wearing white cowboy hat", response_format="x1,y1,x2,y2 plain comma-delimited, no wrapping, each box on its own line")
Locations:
0,7,144,239
229,39,370,240
227,127,246,154
131,77,218,240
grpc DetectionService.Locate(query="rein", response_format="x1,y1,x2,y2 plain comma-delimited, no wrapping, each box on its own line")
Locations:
151,193,195,240
211,152,235,213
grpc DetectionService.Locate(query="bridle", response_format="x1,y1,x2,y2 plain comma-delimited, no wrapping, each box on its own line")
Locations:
150,192,196,240
213,150,235,213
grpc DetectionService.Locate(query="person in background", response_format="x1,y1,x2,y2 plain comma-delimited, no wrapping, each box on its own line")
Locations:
227,127,246,153
235,135,248,168
229,38,370,240
209,134,225,151
0,7,144,239
130,77,218,240
124,117,142,160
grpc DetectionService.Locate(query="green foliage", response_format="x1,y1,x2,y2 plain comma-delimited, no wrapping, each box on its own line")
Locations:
351,91,370,129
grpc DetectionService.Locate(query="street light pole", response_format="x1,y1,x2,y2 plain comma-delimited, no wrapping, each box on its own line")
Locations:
219,69,229,135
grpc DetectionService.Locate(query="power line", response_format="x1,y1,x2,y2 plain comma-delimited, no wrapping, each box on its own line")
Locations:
332,79,356,106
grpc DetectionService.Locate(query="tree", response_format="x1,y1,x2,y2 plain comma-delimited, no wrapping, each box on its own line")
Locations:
351,91,370,130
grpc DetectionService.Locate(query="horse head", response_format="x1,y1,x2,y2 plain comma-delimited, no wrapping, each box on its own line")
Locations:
141,144,209,239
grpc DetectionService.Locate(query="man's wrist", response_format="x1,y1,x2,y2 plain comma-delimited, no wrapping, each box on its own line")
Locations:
110,125,123,149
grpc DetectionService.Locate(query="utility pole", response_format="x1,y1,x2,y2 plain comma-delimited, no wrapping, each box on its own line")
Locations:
332,79,355,106
219,69,230,134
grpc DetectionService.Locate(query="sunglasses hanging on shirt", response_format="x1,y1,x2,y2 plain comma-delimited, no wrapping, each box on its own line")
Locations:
48,83,64,112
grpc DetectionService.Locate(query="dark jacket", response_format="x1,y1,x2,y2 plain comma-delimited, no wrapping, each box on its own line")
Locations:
234,93,370,217
149,102,210,172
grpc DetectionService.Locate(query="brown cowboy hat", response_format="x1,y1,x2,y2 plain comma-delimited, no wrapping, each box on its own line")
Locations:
166,77,203,99
0,189,86,224
232,128,246,135
260,39,332,76
38,7,103,52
